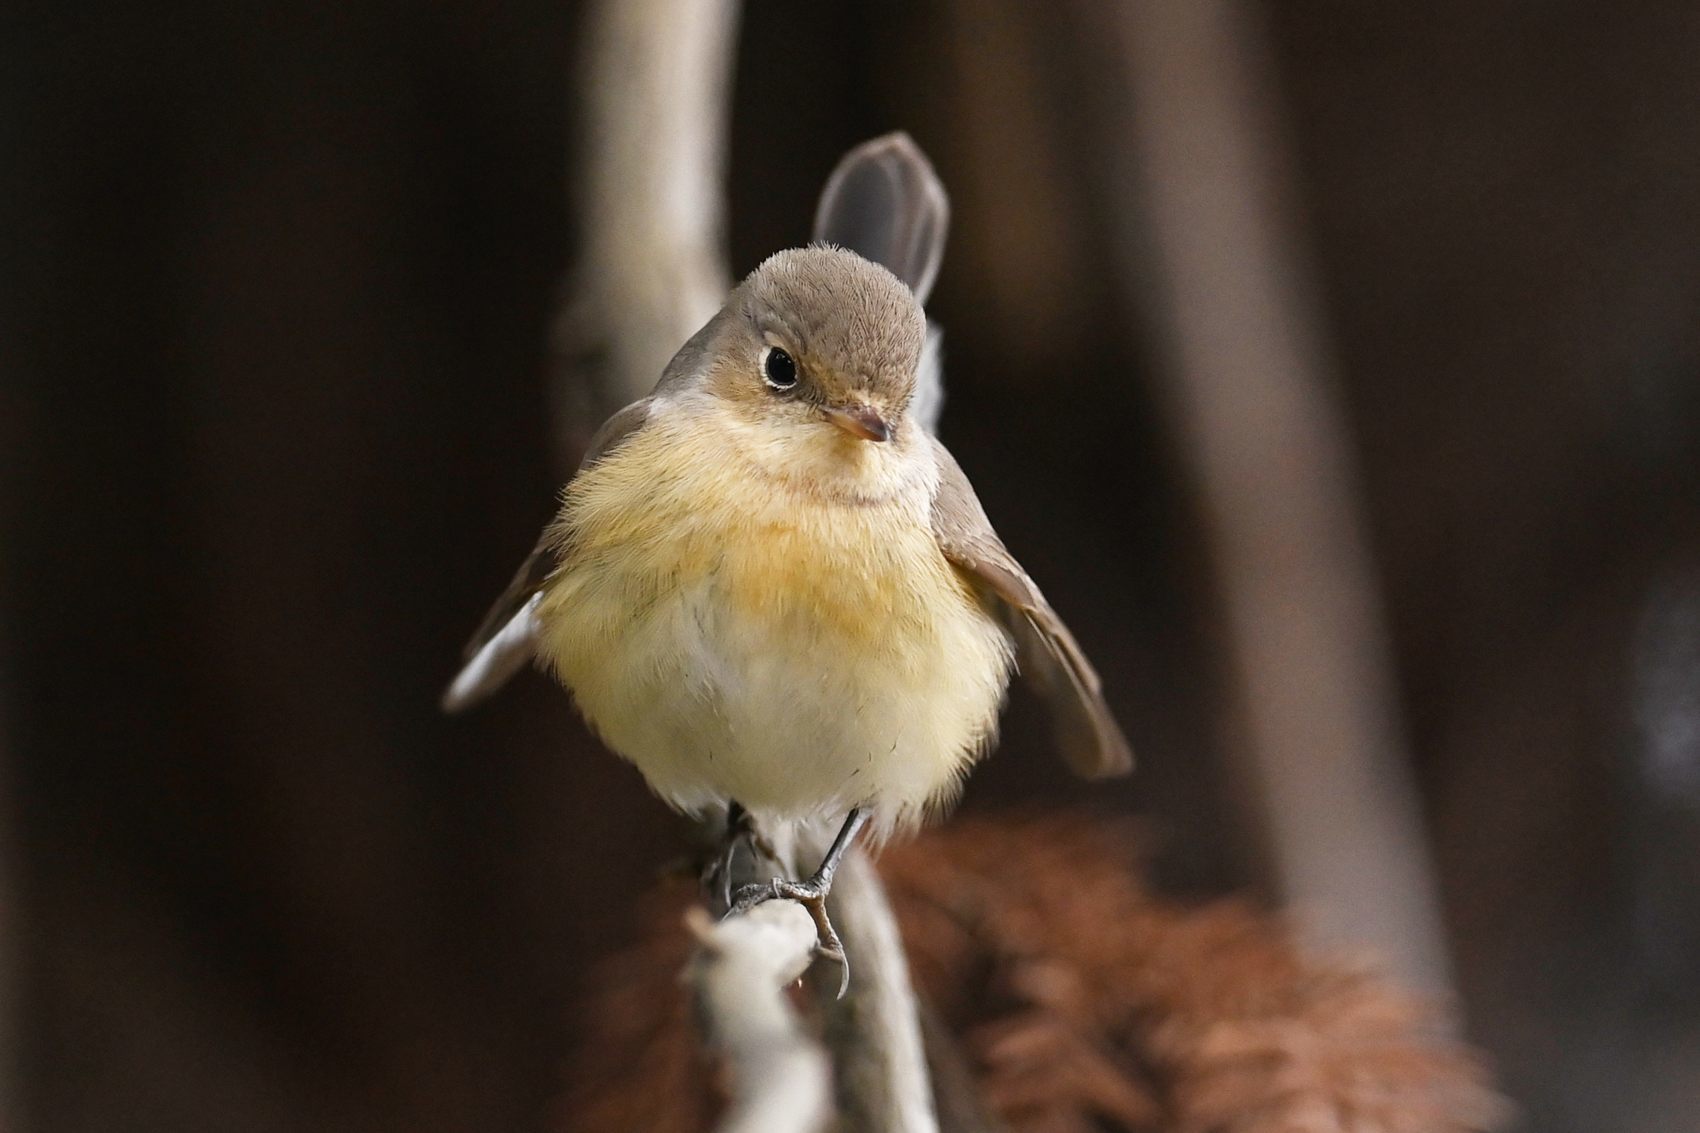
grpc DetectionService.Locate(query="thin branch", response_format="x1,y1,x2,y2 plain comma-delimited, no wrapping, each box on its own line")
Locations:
818,848,942,1133
687,904,833,1133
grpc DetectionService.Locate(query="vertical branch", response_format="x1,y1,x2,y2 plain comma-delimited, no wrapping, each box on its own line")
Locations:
818,848,942,1133
556,5,942,1125
756,824,945,1133
1108,2,1453,992
553,0,741,465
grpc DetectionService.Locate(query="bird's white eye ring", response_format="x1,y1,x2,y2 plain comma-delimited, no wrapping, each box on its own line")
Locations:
761,346,799,391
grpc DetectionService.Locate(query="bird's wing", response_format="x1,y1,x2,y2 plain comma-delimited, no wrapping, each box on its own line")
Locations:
440,398,654,712
929,437,1134,779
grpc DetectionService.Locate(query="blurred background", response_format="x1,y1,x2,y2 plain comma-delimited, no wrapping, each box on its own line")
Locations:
6,2,1700,1130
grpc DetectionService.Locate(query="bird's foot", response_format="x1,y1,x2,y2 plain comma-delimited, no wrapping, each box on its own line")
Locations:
720,807,868,997
727,874,850,998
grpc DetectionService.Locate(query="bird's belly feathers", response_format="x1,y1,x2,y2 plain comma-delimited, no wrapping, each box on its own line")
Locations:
534,428,1014,839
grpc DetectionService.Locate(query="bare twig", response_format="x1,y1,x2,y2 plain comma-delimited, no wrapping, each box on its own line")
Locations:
687,903,833,1133
745,823,944,1133
818,847,942,1133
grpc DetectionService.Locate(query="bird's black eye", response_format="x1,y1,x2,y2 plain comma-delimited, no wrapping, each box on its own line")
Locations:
762,346,798,391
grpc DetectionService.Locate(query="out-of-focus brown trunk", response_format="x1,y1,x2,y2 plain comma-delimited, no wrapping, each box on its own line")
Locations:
1095,0,1451,993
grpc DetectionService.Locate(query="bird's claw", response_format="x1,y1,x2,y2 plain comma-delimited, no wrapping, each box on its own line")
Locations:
726,877,851,998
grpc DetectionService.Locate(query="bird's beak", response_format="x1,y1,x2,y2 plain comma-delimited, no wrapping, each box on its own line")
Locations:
823,402,893,443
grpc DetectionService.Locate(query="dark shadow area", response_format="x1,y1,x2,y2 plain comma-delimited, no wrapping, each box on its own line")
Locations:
4,2,1697,1130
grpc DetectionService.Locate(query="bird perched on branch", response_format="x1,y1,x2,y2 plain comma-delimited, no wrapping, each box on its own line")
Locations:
444,134,1130,987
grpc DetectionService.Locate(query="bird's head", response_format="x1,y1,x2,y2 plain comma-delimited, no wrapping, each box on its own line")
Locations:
692,246,929,496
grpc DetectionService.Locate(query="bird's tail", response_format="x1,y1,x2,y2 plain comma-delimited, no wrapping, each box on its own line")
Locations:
812,132,950,434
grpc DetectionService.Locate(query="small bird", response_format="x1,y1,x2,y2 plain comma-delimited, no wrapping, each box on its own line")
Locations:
444,135,1130,983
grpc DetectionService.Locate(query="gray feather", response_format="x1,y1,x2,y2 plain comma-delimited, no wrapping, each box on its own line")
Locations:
812,132,950,305
928,437,1134,779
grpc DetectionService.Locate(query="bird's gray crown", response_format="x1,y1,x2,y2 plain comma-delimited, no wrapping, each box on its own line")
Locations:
742,245,927,408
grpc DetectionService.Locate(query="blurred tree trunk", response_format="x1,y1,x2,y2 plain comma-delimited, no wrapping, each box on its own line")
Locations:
1101,0,1451,992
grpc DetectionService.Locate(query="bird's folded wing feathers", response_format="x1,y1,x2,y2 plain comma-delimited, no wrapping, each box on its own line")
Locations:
440,398,655,712
928,437,1134,779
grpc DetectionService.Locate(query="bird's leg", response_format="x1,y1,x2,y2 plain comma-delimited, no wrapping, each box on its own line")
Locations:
704,802,745,912
734,803,779,864
727,807,871,997
702,801,780,914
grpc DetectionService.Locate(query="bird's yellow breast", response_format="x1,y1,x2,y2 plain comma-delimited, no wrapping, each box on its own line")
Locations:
533,403,1014,839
